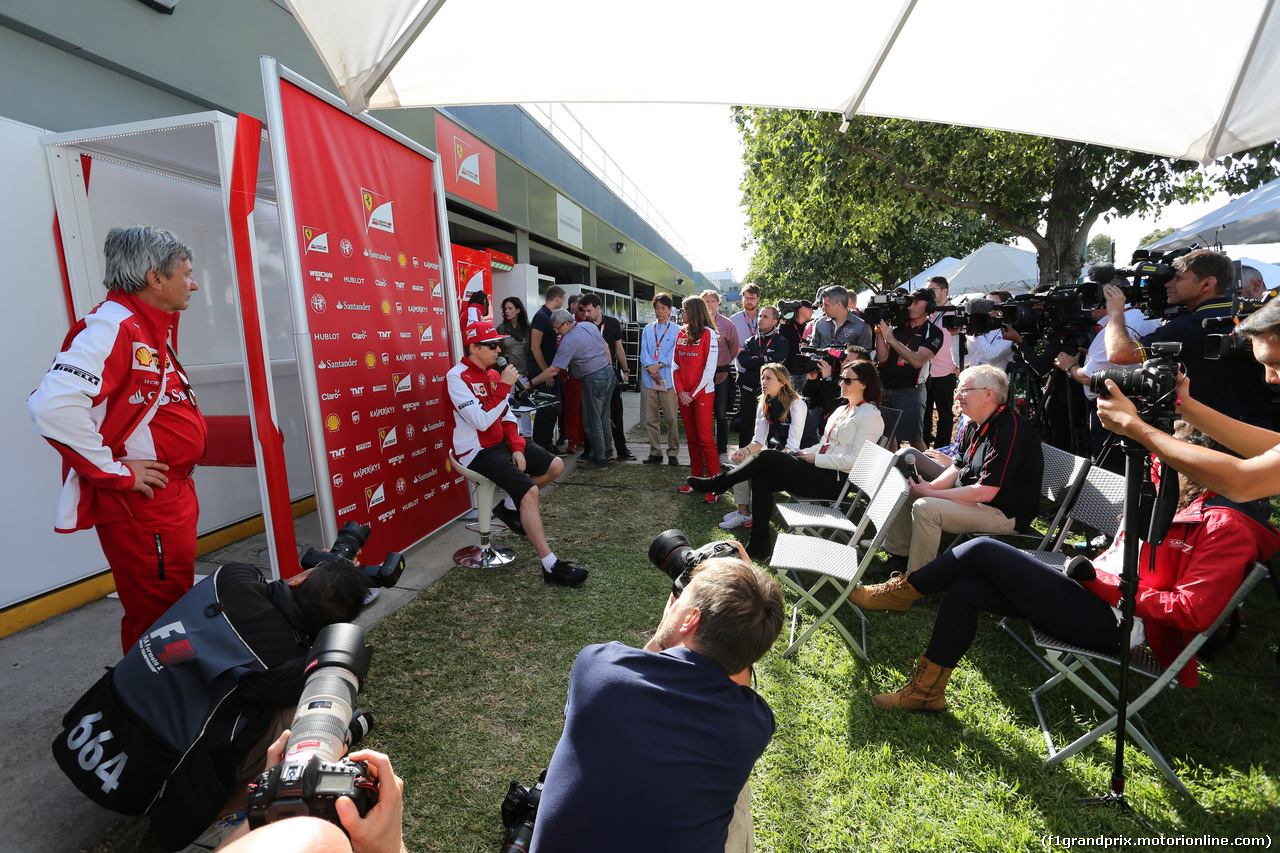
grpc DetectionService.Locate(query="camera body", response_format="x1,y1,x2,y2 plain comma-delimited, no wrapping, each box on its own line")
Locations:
793,345,843,376
300,520,405,589
862,290,912,327
1091,340,1183,434
500,770,545,853
1204,296,1268,361
247,623,378,831
648,530,746,598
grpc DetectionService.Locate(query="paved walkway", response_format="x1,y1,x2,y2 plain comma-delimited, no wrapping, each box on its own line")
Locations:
0,389,697,853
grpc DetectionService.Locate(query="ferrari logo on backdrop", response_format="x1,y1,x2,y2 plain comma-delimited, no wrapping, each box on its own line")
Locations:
360,187,395,234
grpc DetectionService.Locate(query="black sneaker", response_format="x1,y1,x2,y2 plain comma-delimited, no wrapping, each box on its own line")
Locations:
492,502,525,536
668,456,680,466
616,449,636,460
642,455,663,464
543,559,588,587
579,459,607,471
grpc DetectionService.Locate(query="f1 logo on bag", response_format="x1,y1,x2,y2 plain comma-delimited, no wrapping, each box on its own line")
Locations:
139,621,194,673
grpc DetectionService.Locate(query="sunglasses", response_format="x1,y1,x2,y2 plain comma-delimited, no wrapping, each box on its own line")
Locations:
478,341,501,350
839,376,859,385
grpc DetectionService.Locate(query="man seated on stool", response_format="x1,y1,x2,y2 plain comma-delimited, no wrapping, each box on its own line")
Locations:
877,364,1042,577
446,321,586,587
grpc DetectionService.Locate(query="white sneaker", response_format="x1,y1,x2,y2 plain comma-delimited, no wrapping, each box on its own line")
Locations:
723,510,739,522
719,510,753,530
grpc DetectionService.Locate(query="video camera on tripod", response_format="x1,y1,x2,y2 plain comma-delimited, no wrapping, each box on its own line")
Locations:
1204,294,1271,361
1079,247,1194,318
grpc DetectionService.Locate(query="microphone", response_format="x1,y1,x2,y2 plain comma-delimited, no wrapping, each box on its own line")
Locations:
496,357,535,406
1087,263,1116,284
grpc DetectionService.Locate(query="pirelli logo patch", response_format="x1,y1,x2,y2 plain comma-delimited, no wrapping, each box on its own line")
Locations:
53,363,100,386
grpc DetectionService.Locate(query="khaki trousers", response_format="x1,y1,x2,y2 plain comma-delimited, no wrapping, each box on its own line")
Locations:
884,496,1017,573
643,383,681,456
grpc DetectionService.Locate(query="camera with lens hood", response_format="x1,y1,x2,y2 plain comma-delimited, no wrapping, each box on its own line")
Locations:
648,530,747,598
1091,340,1183,435
300,520,405,590
247,623,378,831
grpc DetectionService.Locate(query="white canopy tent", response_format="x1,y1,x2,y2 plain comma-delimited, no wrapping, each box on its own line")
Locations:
285,0,1280,164
1152,177,1280,249
905,257,962,290
943,243,1039,295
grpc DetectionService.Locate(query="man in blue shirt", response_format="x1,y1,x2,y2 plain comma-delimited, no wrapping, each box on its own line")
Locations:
640,292,683,465
530,557,784,853
529,309,616,469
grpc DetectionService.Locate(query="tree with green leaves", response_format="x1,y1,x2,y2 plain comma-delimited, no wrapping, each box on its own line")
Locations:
1137,226,1176,248
736,109,1280,290
1087,233,1115,265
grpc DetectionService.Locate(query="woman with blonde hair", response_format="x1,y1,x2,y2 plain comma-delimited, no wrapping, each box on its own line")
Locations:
719,363,814,530
672,295,720,502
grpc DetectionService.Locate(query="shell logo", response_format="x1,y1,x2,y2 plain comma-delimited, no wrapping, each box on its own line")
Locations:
325,414,340,432
365,352,376,368
398,252,407,268
381,298,391,315
134,346,155,367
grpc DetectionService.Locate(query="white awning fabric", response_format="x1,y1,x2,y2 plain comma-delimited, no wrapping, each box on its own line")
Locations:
285,0,1280,163
1153,178,1280,249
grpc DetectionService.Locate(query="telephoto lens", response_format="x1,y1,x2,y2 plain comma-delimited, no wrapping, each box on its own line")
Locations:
247,623,378,830
331,521,371,561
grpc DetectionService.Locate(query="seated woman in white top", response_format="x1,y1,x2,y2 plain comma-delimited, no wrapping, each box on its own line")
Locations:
690,359,885,560
720,363,813,530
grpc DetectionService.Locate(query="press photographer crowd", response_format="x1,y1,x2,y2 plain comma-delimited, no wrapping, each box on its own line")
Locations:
30,229,1280,852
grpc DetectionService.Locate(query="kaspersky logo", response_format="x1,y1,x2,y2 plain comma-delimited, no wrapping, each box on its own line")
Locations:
302,226,329,254
361,187,395,234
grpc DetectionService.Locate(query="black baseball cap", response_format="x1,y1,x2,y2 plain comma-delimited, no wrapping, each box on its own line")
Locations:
909,288,935,303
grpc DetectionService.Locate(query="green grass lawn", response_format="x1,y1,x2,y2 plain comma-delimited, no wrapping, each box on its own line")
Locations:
95,461,1280,852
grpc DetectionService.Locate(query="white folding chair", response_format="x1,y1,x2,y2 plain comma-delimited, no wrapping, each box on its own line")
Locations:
1028,562,1270,798
767,467,913,659
775,442,895,542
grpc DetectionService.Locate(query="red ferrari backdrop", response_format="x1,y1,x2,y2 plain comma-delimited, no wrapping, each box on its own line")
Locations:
453,243,491,324
278,80,469,563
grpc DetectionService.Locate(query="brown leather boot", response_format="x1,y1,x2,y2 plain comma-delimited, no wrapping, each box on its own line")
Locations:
848,572,922,612
872,655,953,712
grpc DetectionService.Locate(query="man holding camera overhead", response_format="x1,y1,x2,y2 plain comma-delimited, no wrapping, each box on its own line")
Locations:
876,288,945,451
530,557,784,853
1102,248,1271,427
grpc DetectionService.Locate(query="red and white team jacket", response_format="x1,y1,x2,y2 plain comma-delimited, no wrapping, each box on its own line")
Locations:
28,292,206,533
671,327,718,398
446,357,524,465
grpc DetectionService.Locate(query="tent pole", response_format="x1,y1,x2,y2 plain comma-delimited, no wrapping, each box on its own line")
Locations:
357,0,452,111
838,0,919,133
1202,0,1276,163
